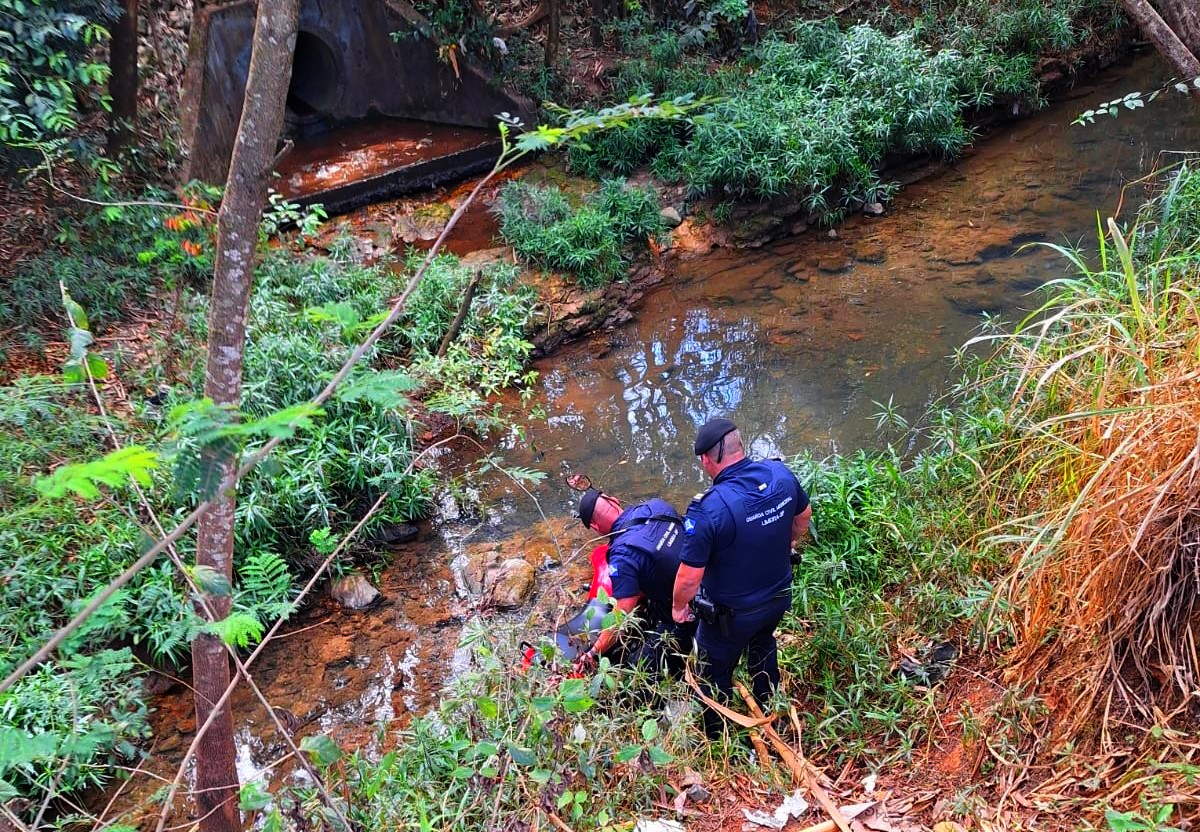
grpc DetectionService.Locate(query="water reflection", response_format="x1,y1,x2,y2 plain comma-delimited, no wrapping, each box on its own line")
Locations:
488,50,1200,523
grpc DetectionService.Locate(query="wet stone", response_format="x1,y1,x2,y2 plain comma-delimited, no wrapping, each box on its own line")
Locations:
370,523,419,547
491,558,536,608
316,634,355,667
330,573,382,610
945,289,1002,316
659,206,683,227
852,239,887,264
814,255,853,274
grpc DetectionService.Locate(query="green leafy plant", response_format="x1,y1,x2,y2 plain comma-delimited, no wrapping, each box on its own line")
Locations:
0,0,115,166
493,178,665,287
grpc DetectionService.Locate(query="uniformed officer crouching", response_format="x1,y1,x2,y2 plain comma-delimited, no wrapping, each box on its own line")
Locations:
574,488,699,679
671,417,811,738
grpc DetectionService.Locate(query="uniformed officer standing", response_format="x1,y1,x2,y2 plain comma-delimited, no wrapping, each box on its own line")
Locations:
575,488,697,677
671,417,811,737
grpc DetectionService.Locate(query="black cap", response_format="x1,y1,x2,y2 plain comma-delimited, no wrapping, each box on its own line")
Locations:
694,417,737,456
578,488,602,528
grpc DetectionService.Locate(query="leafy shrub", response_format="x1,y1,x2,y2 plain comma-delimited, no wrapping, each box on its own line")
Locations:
172,243,540,561
682,23,970,212
252,620,695,831
0,190,211,340
572,1,1112,220
0,0,116,167
493,178,665,287
570,23,971,220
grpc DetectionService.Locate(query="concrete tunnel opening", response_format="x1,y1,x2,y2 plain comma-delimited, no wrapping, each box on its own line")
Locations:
181,0,535,212
286,30,341,132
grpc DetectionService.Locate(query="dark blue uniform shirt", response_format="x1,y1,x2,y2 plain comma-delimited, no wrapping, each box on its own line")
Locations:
607,498,685,611
680,458,809,609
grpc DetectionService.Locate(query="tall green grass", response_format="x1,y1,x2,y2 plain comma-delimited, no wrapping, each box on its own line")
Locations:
492,178,666,288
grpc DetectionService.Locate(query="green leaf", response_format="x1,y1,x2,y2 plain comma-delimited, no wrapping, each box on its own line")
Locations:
337,370,421,408
35,445,160,500
0,727,58,773
530,768,552,785
477,696,498,720
206,611,264,649
647,745,672,765
190,564,233,597
562,697,595,714
299,734,343,767
239,780,272,812
60,284,88,329
86,352,109,380
615,745,640,763
641,718,659,742
507,743,537,766
471,741,498,760
558,677,587,702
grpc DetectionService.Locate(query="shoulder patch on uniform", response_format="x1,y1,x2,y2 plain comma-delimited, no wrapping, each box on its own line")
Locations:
683,517,697,535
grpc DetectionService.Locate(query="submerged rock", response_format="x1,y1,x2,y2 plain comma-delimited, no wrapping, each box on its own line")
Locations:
455,543,542,608
330,573,382,610
370,523,419,547
491,558,536,608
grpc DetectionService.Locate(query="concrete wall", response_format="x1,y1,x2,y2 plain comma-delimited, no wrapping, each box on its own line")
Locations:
181,0,534,185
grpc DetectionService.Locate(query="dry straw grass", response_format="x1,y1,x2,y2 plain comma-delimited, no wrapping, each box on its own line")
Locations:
978,169,1200,742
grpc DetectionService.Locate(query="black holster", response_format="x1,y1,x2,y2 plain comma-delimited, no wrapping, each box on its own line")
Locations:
690,591,734,637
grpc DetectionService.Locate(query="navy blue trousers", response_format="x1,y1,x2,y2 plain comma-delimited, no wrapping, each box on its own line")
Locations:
695,594,790,738
619,614,697,680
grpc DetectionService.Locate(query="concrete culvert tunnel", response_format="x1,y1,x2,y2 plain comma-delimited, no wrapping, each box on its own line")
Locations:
286,30,342,128
181,0,534,211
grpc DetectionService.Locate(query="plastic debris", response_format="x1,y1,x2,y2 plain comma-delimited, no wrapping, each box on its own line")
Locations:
634,819,685,832
741,809,786,829
775,790,810,823
741,790,811,828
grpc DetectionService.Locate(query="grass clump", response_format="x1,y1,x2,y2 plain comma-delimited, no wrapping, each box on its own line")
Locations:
169,241,541,561
979,166,1200,731
249,621,700,831
492,178,665,288
571,0,1117,221
574,22,973,220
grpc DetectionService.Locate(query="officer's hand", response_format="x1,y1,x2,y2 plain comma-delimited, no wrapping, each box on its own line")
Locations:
574,649,598,673
673,604,694,624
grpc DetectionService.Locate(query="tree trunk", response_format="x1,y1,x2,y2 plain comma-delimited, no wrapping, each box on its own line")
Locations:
107,0,138,155
1155,0,1200,59
545,0,560,67
1119,0,1200,79
591,0,603,47
190,2,301,831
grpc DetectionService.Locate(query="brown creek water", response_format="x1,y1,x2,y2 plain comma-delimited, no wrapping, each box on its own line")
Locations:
108,52,1199,828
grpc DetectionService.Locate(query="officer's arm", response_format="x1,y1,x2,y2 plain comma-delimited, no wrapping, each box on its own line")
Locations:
672,565,704,623
589,594,641,658
791,503,812,548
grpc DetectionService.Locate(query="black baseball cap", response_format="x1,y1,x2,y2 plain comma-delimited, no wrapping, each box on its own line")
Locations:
694,417,737,456
578,488,603,528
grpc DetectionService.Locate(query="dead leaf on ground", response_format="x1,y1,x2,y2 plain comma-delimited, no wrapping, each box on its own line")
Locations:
933,822,966,832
